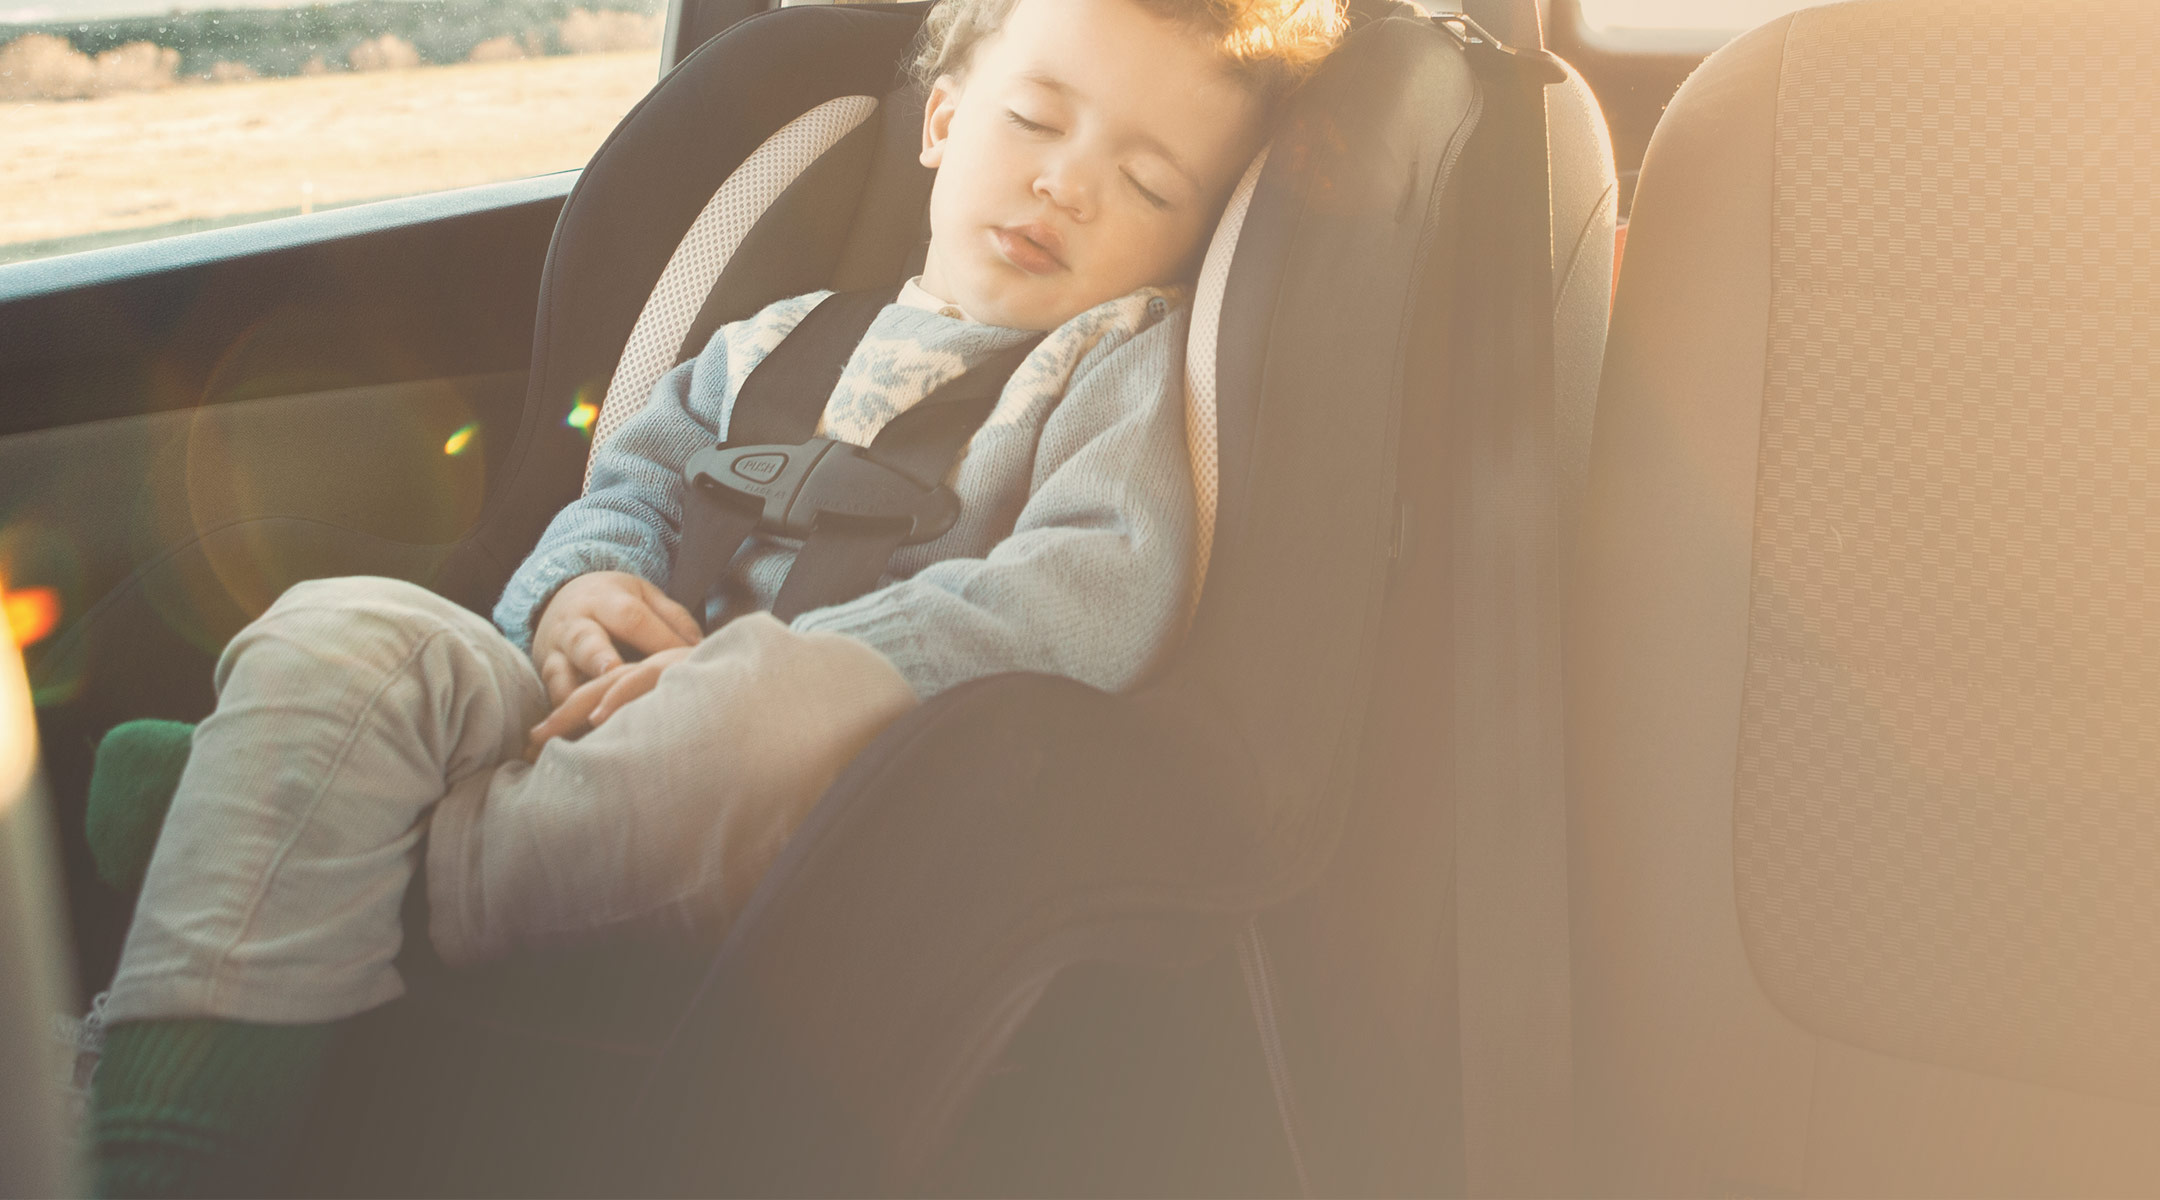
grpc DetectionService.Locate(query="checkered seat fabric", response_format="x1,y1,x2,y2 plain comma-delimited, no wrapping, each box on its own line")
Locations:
1575,1,2160,1193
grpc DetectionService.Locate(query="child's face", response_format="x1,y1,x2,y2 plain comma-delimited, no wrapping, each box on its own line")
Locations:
918,0,1267,331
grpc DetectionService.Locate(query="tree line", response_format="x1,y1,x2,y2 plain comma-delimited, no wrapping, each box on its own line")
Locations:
0,0,664,82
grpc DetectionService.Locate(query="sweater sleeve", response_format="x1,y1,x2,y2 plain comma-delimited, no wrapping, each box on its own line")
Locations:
790,306,1197,698
492,293,825,650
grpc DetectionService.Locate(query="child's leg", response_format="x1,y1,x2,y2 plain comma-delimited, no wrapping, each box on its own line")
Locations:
106,575,549,1024
92,576,545,1197
425,612,916,966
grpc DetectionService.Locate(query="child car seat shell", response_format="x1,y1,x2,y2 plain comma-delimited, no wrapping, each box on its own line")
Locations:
274,2,1593,1192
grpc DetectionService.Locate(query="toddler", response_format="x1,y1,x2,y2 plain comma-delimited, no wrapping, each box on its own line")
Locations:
87,0,1344,1191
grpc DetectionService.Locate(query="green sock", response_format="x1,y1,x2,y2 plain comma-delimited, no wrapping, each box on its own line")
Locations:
91,1018,339,1198
86,720,196,893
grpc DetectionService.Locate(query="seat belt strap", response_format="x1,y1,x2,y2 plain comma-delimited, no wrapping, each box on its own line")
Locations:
1442,16,1576,1197
733,288,899,445
666,287,1043,628
770,335,1039,620
665,288,893,624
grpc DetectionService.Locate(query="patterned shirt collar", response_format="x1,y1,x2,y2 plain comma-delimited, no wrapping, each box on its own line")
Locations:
896,275,973,323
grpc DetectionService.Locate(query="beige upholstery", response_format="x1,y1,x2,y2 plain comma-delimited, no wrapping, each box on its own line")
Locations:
1184,148,1268,605
588,94,879,475
1550,62,1617,571
1572,1,2160,1194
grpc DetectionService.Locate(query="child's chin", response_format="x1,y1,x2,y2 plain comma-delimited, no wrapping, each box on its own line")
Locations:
966,294,1067,333
946,267,1082,331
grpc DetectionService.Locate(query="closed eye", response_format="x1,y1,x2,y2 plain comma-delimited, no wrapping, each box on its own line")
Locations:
1125,170,1170,210
1006,110,1057,135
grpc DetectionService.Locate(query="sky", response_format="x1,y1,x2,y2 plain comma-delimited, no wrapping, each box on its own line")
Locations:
1579,0,1825,30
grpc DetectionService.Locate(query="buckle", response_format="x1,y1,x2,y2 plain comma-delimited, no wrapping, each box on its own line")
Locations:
686,437,962,544
1431,11,1569,84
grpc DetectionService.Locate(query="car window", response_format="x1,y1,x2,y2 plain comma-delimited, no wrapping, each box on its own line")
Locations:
1578,0,1830,33
0,0,665,266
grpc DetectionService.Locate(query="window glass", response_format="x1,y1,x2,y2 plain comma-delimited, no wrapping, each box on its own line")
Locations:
0,0,665,265
1578,0,1828,33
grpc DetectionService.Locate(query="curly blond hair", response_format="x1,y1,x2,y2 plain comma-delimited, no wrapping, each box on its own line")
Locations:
912,0,1347,107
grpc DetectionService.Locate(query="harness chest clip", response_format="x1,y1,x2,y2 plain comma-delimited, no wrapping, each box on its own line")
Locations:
686,437,962,544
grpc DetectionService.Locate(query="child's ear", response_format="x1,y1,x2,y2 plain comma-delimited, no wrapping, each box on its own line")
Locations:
920,74,962,168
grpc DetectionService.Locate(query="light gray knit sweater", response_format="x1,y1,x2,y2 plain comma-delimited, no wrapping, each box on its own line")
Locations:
493,285,1197,699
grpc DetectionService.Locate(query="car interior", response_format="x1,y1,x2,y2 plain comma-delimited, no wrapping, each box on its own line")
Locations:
0,0,2154,1194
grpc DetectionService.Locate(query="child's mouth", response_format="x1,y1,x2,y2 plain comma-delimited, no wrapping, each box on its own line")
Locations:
992,224,1066,275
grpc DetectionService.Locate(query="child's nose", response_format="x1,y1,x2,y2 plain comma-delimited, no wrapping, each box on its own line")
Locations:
1033,157,1096,221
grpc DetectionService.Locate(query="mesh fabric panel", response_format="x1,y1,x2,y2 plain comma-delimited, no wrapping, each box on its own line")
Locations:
1184,148,1267,606
1733,0,2160,1103
588,94,879,482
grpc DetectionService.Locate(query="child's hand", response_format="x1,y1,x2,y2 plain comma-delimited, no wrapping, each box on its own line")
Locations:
524,645,693,761
530,572,702,704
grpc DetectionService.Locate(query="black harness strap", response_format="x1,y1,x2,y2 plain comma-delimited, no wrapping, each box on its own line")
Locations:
664,287,894,625
666,287,1045,628
769,334,1040,620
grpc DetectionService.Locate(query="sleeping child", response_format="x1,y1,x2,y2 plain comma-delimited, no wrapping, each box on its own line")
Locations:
85,0,1345,1190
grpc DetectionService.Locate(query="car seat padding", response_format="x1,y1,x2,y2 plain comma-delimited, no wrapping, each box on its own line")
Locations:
671,105,888,360
1182,147,1267,601
589,94,880,475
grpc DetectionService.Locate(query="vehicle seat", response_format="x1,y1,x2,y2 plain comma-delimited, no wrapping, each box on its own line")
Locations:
1573,1,2160,1193
425,1,1619,1191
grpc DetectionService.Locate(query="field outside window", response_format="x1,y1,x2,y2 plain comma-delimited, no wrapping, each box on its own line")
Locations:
0,0,665,265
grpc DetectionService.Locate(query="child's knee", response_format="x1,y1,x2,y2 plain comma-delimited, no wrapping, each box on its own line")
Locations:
430,620,917,957
222,577,504,683
270,576,475,628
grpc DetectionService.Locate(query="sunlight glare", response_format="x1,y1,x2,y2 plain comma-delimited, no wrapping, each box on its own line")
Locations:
0,592,35,807
1,585,58,650
1579,0,1825,32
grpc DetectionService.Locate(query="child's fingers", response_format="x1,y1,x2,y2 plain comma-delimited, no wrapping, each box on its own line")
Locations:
589,662,664,727
636,579,705,647
597,591,697,656
525,673,613,760
539,651,579,706
563,618,623,680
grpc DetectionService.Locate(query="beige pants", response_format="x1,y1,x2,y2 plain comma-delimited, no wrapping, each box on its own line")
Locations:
105,576,915,1025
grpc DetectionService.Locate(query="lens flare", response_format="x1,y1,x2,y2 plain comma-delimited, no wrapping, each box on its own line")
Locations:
0,522,86,705
443,423,480,457
1,586,59,649
1,600,31,804
567,401,598,434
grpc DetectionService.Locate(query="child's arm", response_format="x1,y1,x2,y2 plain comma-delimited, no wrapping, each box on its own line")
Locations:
791,305,1198,699
494,293,828,659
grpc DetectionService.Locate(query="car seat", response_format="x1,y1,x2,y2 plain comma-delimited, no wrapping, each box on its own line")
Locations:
1573,0,2160,1193
72,0,1616,1192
